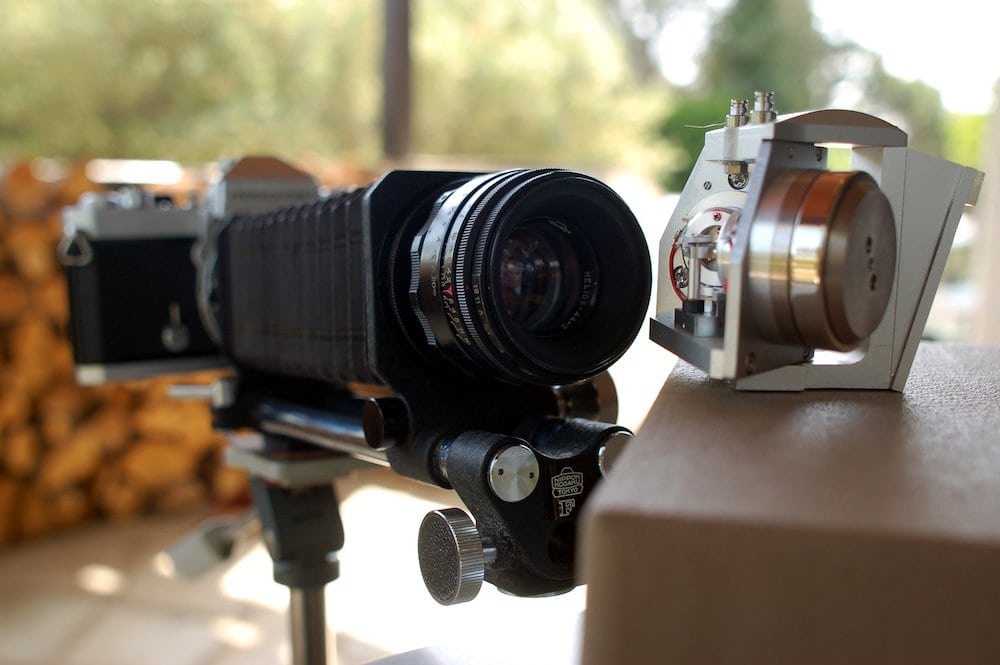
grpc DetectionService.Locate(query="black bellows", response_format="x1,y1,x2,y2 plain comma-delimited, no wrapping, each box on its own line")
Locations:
219,187,380,385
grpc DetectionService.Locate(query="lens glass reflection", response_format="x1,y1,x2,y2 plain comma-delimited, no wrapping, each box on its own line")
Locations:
499,221,579,332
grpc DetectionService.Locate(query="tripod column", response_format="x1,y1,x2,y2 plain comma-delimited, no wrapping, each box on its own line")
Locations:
290,587,328,665
251,478,345,665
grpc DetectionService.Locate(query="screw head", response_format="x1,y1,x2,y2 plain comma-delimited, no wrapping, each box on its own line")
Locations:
597,430,631,477
488,444,539,502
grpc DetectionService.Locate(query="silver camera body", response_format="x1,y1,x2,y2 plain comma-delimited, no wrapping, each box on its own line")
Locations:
651,93,984,391
60,157,319,385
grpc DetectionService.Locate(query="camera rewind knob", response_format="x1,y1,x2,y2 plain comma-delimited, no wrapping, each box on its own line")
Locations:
417,508,495,605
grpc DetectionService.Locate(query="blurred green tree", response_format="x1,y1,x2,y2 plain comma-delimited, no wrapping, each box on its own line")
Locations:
0,0,378,160
654,0,951,190
412,0,666,165
944,113,986,171
863,56,947,155
600,0,693,84
0,0,667,170
698,0,834,113
0,1,383,162
655,0,837,189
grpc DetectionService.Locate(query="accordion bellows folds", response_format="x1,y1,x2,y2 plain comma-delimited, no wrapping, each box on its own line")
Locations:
221,188,379,385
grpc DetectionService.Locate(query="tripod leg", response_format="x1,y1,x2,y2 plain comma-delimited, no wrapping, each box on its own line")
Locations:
250,478,345,665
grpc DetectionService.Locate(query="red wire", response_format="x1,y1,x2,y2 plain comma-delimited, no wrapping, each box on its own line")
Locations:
668,242,686,302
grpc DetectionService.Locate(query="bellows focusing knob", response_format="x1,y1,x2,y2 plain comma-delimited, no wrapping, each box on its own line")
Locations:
418,508,490,605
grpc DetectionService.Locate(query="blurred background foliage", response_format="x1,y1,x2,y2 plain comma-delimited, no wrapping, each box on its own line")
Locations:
0,1,384,161
638,0,976,189
0,0,990,185
2,0,992,343
0,0,665,170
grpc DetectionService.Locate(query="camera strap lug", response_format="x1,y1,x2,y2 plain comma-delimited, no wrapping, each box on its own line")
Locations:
57,231,93,267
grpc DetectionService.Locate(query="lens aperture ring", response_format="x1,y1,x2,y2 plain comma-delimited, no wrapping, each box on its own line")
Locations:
410,168,651,386
410,172,517,373
458,170,570,382
453,170,563,382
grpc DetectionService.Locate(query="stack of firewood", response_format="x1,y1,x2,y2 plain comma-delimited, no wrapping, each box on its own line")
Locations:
0,161,247,547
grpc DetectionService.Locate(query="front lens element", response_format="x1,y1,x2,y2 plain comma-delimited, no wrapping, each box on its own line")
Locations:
499,220,584,333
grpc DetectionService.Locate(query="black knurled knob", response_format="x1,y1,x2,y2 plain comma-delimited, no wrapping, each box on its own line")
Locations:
417,508,485,605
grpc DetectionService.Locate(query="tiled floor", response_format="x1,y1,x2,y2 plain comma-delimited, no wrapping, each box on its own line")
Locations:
0,505,332,665
0,467,593,665
0,514,272,665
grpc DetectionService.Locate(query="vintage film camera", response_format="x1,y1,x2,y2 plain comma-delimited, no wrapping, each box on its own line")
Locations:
61,158,651,608
651,92,984,390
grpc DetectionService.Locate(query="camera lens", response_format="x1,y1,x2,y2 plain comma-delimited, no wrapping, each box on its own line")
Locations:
499,220,589,333
410,169,650,385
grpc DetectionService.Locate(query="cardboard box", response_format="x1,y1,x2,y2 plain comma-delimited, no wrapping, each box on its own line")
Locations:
582,342,1000,664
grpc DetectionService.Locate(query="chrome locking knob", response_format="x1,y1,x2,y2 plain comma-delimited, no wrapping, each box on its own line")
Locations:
418,508,493,605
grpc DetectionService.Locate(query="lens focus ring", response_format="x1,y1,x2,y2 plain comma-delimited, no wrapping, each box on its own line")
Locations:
409,169,651,386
